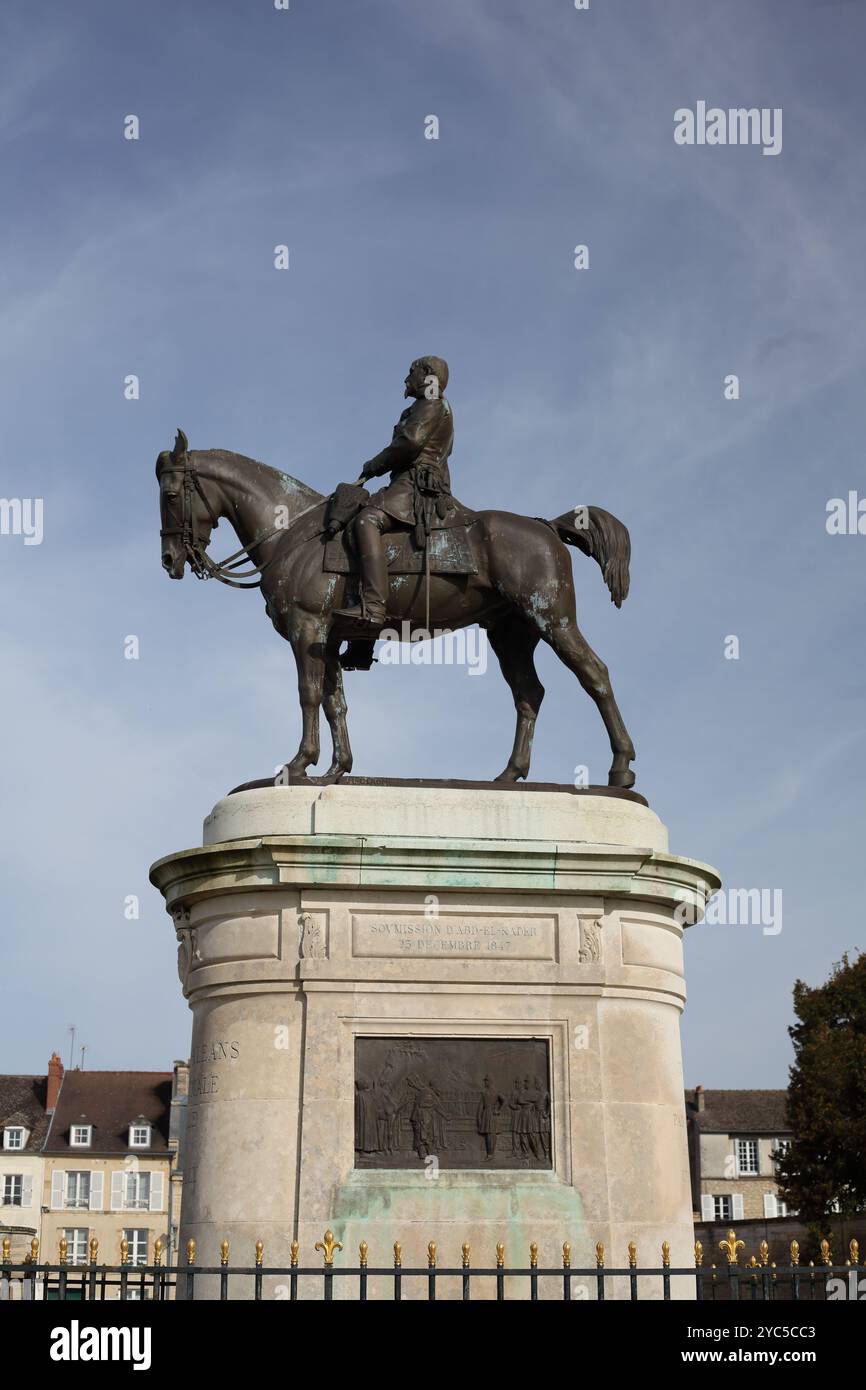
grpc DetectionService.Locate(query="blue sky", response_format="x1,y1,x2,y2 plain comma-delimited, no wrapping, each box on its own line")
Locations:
1,0,864,1086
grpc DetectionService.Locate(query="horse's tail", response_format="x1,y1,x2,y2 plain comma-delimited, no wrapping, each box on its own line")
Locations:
548,506,631,607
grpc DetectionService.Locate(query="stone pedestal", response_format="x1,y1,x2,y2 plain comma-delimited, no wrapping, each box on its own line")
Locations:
150,780,719,1300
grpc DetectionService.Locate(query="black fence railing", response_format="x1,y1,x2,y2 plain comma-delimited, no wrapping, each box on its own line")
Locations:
1,1229,863,1302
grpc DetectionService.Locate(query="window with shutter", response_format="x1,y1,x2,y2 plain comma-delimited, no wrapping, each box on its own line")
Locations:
149,1171,165,1212
51,1170,65,1210
21,1175,33,1208
700,1194,714,1220
89,1171,104,1211
732,1193,745,1220
110,1170,124,1211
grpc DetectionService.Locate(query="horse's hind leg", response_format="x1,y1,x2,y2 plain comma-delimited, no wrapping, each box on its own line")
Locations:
322,635,353,780
486,615,545,783
544,619,636,788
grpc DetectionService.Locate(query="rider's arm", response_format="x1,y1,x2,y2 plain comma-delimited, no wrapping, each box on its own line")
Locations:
361,400,441,479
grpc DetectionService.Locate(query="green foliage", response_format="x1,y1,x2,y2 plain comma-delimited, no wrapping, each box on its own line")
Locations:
778,953,866,1231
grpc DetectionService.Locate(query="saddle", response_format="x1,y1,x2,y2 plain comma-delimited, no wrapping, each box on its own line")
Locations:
323,483,479,576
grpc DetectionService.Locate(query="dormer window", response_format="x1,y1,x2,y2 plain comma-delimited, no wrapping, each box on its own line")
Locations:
3,1126,26,1150
70,1124,93,1148
128,1123,151,1149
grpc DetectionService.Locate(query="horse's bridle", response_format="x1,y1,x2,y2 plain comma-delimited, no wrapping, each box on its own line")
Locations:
160,449,284,589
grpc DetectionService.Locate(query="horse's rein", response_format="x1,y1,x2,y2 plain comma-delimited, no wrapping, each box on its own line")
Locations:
160,454,322,590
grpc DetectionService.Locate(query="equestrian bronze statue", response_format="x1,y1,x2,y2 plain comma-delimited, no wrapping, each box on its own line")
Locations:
156,356,636,788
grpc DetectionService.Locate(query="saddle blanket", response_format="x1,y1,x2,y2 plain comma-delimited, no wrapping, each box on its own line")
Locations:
323,523,478,576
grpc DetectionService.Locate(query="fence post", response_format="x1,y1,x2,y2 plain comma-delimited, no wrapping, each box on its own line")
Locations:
720,1229,744,1302
358,1242,368,1303
628,1242,638,1301
154,1236,165,1302
393,1241,402,1303
253,1240,263,1301
185,1238,196,1301
426,1241,437,1302
759,1240,770,1302
314,1230,342,1303
495,1242,505,1302
88,1237,98,1302
462,1242,471,1302
662,1241,671,1301
820,1239,832,1300
290,1240,299,1301
790,1241,800,1302
58,1235,67,1302
530,1242,539,1302
562,1243,571,1303
695,1240,704,1301
220,1239,230,1301
595,1241,605,1302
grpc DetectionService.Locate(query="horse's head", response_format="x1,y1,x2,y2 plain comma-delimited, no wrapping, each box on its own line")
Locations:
156,429,219,579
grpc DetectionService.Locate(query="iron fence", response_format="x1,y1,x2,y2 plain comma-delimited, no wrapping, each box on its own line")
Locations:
1,1229,862,1302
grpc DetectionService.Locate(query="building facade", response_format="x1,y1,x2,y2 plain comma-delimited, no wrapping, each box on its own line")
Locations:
686,1086,792,1223
0,1056,59,1261
40,1069,176,1271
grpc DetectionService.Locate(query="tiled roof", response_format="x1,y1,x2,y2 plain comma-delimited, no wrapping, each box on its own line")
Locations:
685,1088,790,1134
0,1076,51,1150
44,1072,172,1154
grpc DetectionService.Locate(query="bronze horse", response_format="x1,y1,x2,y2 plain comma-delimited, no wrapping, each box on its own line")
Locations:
157,430,636,787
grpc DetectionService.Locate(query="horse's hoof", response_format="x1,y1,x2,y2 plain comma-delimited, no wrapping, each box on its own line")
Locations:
322,763,351,783
608,768,636,789
494,766,526,784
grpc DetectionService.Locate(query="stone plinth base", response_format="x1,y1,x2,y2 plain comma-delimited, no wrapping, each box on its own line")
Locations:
150,781,719,1299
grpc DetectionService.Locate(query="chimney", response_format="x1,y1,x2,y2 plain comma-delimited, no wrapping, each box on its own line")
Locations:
695,1084,706,1113
47,1052,64,1111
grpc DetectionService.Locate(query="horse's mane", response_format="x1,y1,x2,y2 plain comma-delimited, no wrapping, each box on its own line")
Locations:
193,449,325,506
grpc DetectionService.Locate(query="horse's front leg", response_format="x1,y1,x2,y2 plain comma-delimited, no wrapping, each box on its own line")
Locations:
286,620,328,778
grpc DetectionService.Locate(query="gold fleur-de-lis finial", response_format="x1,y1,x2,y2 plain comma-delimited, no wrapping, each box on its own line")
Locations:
496,1241,505,1268
850,1239,859,1266
662,1241,671,1268
359,1241,368,1268
427,1241,437,1267
393,1242,402,1268
748,1255,758,1269
89,1237,98,1265
59,1236,68,1265
529,1242,538,1268
1,1237,10,1263
759,1240,769,1267
186,1238,196,1266
820,1239,831,1266
562,1242,571,1269
719,1230,744,1265
220,1240,229,1266
462,1242,471,1268
120,1237,129,1266
595,1241,605,1268
790,1239,800,1266
154,1238,163,1267
314,1230,342,1267
30,1238,39,1263
290,1240,299,1267
628,1241,637,1268
695,1240,704,1267
255,1240,264,1267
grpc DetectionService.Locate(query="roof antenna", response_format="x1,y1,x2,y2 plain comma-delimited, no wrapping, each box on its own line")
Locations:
67,1024,76,1069
79,1044,87,1072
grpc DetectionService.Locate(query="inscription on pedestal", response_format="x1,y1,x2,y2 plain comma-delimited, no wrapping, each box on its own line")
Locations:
354,1037,551,1170
351,912,556,960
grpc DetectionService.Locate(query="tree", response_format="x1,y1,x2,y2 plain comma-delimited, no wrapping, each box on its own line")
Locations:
777,952,866,1231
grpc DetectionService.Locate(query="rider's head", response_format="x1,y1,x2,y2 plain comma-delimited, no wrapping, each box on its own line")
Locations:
405,356,449,400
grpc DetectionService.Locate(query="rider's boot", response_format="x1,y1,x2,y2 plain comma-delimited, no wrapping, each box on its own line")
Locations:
333,512,389,630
